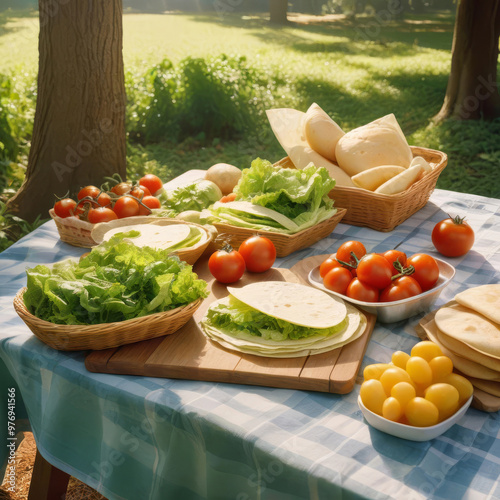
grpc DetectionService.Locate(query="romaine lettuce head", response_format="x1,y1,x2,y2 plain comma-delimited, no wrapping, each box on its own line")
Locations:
204,295,346,342
23,233,208,325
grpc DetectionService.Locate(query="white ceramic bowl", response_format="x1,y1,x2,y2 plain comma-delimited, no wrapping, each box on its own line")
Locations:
358,395,473,441
308,257,455,323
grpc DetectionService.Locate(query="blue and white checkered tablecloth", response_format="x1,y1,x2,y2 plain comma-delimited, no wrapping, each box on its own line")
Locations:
1,174,499,500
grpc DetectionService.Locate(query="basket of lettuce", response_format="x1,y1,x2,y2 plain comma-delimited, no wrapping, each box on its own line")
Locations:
13,234,209,351
202,158,346,256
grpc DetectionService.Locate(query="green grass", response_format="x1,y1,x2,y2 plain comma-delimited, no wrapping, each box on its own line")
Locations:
0,8,499,209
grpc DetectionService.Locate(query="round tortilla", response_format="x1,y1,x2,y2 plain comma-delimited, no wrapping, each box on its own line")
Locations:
434,303,500,358
455,284,500,325
227,282,347,329
424,319,500,381
201,304,366,358
432,326,500,372
467,378,500,398
100,223,192,249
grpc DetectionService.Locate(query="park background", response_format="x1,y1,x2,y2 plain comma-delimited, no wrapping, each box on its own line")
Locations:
0,0,498,249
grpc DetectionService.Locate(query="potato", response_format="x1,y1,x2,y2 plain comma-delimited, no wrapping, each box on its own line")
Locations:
303,103,345,163
205,163,242,195
351,165,405,191
375,163,423,195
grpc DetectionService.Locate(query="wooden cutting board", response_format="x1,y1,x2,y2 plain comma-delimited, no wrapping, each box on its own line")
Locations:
85,258,376,394
416,305,500,413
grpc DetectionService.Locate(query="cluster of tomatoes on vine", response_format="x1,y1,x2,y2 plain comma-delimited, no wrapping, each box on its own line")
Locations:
320,241,441,303
52,174,164,224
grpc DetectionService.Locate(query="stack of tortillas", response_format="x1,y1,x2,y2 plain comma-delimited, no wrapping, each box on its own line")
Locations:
422,284,500,400
200,282,367,358
266,104,433,195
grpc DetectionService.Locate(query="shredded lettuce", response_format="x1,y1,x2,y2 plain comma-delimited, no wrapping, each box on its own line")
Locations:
204,295,346,341
23,233,208,325
206,158,337,233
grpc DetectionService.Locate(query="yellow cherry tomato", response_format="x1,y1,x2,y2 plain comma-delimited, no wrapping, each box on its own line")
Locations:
429,356,454,382
411,341,443,362
406,356,433,387
441,373,474,405
363,363,391,381
391,351,410,370
391,381,416,410
379,366,413,396
405,397,439,427
425,383,460,422
360,379,387,416
382,397,403,422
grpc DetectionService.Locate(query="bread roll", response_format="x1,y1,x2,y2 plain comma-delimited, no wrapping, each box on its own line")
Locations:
335,115,413,177
288,145,355,187
303,103,345,163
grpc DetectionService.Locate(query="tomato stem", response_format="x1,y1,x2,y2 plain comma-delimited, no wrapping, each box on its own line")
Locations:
391,263,415,281
336,251,360,269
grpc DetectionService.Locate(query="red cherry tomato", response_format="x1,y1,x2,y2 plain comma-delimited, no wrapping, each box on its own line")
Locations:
113,196,140,219
138,196,161,215
208,247,246,283
53,198,77,218
382,249,407,276
96,192,112,207
238,236,276,273
110,182,133,196
88,207,118,224
406,253,439,292
432,216,474,257
77,185,100,200
379,276,422,302
220,193,237,203
139,174,163,195
323,267,353,295
346,278,379,302
356,253,393,290
319,254,342,278
130,185,152,199
336,240,367,267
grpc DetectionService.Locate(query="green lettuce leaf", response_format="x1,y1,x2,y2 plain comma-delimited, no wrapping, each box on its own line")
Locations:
206,158,337,233
204,295,345,341
23,233,208,325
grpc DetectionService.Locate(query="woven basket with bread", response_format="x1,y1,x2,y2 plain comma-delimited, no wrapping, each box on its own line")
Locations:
267,106,447,232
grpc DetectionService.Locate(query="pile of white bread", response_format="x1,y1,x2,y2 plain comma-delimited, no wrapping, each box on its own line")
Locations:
267,104,434,195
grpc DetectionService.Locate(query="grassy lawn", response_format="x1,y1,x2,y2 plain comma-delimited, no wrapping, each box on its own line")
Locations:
0,9,499,202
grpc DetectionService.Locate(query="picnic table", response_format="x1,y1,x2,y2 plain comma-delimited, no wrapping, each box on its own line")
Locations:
1,171,499,500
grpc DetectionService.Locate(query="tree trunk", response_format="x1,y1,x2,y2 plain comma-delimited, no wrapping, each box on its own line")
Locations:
7,0,127,222
270,0,288,24
436,0,500,121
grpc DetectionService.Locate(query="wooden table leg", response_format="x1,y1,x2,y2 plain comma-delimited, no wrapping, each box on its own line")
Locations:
27,450,70,500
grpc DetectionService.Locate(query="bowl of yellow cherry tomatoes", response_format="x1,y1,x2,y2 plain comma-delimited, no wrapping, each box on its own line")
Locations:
358,341,473,441
308,240,455,323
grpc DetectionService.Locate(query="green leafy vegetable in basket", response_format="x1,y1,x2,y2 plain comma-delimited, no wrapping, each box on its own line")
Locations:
203,158,337,234
23,233,208,325
154,179,222,217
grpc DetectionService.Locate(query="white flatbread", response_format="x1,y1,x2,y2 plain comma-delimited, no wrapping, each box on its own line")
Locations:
435,303,500,358
100,223,192,250
455,285,500,325
201,303,366,358
227,282,347,329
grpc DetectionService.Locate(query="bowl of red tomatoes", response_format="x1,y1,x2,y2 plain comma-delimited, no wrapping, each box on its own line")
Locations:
307,241,455,323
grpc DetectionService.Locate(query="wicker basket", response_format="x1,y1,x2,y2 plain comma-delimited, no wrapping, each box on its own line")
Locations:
213,208,346,257
50,209,94,247
13,287,203,351
274,146,447,232
50,211,214,265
